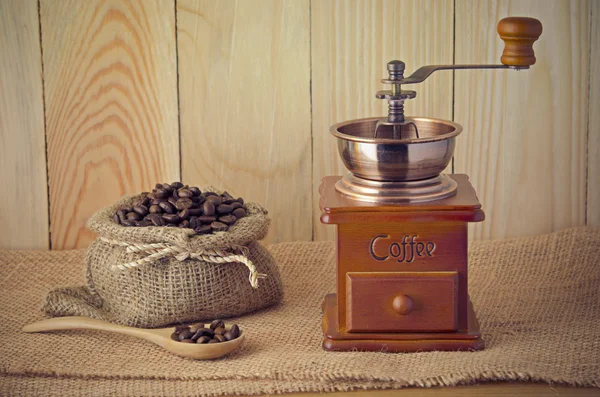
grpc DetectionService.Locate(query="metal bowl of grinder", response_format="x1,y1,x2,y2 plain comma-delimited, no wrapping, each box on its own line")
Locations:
331,116,462,203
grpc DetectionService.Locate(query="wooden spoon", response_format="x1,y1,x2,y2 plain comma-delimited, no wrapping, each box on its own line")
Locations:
22,316,244,360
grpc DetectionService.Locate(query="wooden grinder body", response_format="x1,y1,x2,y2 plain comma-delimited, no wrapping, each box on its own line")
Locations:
320,174,485,352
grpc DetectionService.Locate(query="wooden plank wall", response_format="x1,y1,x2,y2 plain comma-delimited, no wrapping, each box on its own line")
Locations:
177,0,312,244
0,0,597,249
454,0,590,240
589,0,599,228
40,0,179,249
0,0,48,249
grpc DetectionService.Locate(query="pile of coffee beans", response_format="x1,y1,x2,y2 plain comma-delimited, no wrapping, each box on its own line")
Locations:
112,182,247,235
171,320,241,344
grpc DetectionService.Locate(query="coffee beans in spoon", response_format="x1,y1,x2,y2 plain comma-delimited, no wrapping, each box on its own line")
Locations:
112,182,247,235
170,320,241,344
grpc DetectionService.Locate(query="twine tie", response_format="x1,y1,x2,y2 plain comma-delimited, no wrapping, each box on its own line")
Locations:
100,237,267,288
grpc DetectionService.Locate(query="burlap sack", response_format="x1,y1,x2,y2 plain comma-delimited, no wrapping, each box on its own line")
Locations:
43,192,284,327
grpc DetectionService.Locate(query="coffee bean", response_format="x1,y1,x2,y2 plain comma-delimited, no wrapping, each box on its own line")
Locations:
195,328,215,338
232,208,247,219
178,189,193,198
114,184,248,236
188,208,202,216
214,327,226,335
190,331,200,341
173,321,240,343
196,335,211,344
195,225,212,235
229,324,240,338
198,216,216,224
219,215,237,225
206,195,222,206
217,204,234,214
214,334,226,342
178,329,195,341
127,212,142,221
190,322,205,332
149,204,162,214
175,325,189,333
210,320,224,330
155,189,169,199
162,214,180,224
133,205,149,217
175,198,193,210
135,197,149,208
159,201,176,214
203,201,215,216
149,214,166,226
191,329,206,341
178,209,189,220
211,222,228,232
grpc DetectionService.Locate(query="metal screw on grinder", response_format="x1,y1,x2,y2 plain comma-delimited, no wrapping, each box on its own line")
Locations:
387,60,405,96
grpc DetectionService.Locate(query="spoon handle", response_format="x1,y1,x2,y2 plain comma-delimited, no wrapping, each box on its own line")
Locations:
22,316,152,340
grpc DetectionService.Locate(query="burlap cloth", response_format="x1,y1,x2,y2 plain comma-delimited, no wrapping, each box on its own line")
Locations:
1,227,599,396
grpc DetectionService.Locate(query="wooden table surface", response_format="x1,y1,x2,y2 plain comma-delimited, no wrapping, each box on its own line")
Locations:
277,383,600,396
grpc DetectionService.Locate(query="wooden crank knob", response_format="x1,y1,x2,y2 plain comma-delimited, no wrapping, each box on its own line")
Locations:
392,294,414,315
497,17,543,66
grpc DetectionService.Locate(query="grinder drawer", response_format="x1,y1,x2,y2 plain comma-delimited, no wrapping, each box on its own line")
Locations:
346,271,458,333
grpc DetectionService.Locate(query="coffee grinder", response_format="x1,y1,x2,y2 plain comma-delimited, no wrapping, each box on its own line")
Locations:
320,17,543,352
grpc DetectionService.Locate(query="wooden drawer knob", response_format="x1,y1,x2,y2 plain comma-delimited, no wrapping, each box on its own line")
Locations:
497,17,543,66
392,294,414,315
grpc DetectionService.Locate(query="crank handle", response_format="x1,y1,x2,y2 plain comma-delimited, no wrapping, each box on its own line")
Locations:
383,17,542,86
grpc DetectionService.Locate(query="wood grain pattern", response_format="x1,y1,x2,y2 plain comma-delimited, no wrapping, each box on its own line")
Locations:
1,0,597,248
177,0,312,244
454,0,590,240
0,0,49,249
588,1,599,228
311,0,454,240
41,0,179,249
